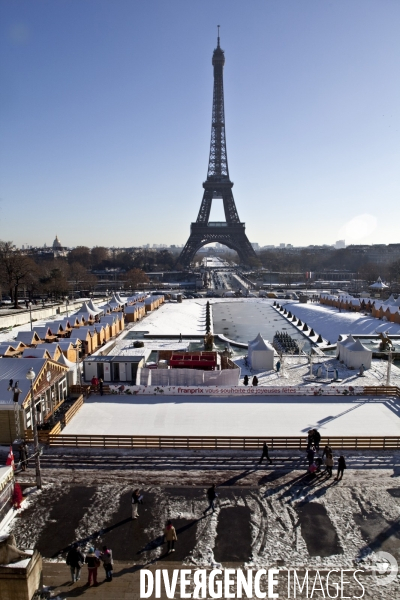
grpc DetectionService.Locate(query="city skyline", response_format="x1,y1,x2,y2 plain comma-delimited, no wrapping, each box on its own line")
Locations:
1,1,399,248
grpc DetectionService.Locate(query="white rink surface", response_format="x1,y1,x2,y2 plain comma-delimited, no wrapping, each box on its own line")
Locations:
62,394,400,437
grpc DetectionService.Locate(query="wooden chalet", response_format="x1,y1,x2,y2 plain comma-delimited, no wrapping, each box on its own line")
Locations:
57,340,81,362
21,347,52,359
0,357,69,444
14,330,43,347
32,326,58,343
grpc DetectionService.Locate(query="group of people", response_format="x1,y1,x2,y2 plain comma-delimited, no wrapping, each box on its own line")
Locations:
243,375,259,386
90,376,104,396
66,544,113,586
307,429,347,480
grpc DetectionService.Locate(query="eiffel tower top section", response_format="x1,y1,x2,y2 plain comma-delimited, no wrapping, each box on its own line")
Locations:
207,27,230,182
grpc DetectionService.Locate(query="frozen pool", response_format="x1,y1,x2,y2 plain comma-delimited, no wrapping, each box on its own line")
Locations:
212,302,313,352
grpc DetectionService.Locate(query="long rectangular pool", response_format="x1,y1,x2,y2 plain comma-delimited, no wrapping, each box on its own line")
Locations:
212,301,313,351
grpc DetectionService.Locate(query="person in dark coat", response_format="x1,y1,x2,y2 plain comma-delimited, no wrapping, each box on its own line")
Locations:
335,455,347,480
66,543,84,583
243,375,249,386
307,430,315,450
18,443,27,471
252,375,258,386
85,547,100,586
99,378,104,396
276,360,281,373
313,429,321,451
258,442,272,465
307,447,315,467
100,545,113,582
203,484,217,514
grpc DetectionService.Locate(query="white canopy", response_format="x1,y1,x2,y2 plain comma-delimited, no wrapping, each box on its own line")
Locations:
336,334,356,361
369,277,389,289
345,338,372,369
58,353,80,385
74,302,99,317
87,299,103,314
248,333,274,370
383,294,396,305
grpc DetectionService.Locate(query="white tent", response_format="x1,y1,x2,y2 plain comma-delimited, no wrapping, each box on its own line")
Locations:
369,277,388,290
383,294,396,305
248,333,274,370
58,353,80,385
87,299,103,314
336,334,356,362
344,339,372,369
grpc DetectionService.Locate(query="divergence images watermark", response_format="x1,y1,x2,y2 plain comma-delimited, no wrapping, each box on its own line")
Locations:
140,557,399,598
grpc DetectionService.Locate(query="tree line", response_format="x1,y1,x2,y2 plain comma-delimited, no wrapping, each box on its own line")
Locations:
0,242,177,307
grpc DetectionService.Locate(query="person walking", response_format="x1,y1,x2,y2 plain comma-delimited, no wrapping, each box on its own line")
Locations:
335,455,347,481
100,545,113,582
276,360,281,373
325,453,334,478
85,547,100,586
66,543,84,583
243,375,249,386
18,443,27,472
132,488,141,519
203,484,217,515
258,442,272,465
306,430,315,450
313,429,321,452
252,375,258,386
164,520,178,554
99,378,104,396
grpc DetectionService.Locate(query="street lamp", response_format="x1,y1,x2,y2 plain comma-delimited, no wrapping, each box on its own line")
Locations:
65,296,69,317
28,301,32,331
26,368,42,490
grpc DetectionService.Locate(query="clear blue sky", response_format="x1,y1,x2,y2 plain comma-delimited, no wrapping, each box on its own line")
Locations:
1,1,399,248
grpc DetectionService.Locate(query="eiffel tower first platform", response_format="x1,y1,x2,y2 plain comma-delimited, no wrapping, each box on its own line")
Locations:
177,31,257,267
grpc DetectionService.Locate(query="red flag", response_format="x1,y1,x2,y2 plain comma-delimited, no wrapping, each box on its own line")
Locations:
6,445,15,470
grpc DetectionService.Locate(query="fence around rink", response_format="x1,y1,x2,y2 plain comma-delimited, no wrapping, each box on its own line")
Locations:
35,434,400,450
23,387,400,449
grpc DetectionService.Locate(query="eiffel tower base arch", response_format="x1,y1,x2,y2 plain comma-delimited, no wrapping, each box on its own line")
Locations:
178,222,257,267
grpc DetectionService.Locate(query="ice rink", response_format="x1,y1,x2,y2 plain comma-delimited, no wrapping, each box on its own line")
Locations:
62,394,400,437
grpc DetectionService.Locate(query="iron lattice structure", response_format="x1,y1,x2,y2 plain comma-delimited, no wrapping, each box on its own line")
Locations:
178,33,257,267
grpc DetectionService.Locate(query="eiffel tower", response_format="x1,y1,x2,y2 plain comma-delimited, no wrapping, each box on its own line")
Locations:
177,30,257,267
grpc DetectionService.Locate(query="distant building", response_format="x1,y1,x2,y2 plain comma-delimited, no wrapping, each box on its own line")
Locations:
279,243,286,248
52,234,68,257
335,240,346,249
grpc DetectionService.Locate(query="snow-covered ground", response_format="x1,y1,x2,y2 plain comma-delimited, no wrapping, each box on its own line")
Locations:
281,301,400,341
61,393,400,437
108,338,194,357
129,301,207,336
237,355,400,388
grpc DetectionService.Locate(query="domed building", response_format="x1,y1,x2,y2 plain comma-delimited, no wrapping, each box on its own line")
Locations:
52,235,63,250
52,234,67,257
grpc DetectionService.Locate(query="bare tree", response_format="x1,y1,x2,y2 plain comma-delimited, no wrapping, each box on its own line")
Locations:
124,268,149,292
0,241,37,307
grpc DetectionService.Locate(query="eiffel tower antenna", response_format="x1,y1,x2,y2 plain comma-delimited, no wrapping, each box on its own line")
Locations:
177,34,257,267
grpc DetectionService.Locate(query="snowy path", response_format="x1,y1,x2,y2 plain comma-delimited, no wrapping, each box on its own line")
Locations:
62,394,400,437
